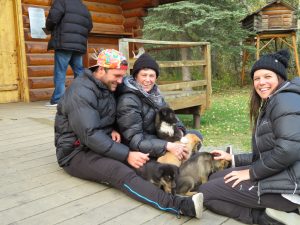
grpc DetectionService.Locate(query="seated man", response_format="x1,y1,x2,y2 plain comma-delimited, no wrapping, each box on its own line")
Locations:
54,49,203,219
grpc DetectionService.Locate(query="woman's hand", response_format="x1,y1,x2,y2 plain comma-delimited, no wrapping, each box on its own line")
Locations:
127,152,149,169
211,150,232,161
224,169,250,187
166,142,189,161
111,130,121,143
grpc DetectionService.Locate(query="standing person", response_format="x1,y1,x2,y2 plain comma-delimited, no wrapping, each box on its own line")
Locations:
198,49,300,225
116,53,203,161
54,49,203,219
46,0,93,106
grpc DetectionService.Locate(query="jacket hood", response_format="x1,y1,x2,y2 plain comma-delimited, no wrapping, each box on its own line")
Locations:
283,77,300,95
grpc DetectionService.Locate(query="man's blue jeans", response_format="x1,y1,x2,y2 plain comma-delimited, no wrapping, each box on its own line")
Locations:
51,50,84,104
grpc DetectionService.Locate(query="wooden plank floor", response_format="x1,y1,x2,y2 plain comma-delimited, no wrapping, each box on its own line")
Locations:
0,102,246,225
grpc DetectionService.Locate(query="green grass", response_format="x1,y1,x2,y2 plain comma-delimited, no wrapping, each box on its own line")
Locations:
179,86,252,152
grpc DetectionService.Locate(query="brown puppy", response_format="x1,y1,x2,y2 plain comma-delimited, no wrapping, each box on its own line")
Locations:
135,160,179,194
176,151,230,196
157,133,202,167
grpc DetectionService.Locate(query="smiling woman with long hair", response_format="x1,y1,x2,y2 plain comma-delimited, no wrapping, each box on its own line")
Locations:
197,49,300,225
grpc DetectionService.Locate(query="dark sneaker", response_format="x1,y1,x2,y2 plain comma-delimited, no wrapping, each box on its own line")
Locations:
179,192,203,219
258,209,284,225
266,208,300,225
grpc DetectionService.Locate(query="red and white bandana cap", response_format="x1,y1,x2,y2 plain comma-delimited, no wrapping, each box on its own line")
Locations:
89,49,128,71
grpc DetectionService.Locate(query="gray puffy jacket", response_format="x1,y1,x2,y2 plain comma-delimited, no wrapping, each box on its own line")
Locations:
235,77,300,196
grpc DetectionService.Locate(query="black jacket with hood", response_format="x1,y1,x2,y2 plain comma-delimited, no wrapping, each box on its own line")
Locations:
116,76,186,158
55,69,129,167
46,0,93,53
235,77,300,196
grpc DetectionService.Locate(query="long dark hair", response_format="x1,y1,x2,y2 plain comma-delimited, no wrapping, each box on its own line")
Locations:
249,74,285,131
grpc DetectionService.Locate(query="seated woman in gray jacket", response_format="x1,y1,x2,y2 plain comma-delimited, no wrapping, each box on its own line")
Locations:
198,49,300,225
116,53,203,161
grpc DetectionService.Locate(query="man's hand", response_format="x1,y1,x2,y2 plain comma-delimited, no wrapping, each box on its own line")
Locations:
111,130,121,143
127,152,149,169
224,169,250,187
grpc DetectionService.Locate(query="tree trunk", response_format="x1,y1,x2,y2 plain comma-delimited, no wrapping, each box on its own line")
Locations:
180,48,191,81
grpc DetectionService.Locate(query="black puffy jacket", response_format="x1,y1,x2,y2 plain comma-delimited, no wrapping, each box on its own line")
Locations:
116,76,170,158
235,78,300,195
55,69,129,167
46,0,93,53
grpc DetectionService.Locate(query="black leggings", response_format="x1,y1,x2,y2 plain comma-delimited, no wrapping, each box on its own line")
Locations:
198,166,298,224
63,150,191,215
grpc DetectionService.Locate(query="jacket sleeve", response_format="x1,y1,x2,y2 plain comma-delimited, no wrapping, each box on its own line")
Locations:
249,93,300,181
46,0,65,31
65,88,129,162
117,94,167,157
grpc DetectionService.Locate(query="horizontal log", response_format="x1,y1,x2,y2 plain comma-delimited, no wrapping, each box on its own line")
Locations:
25,41,51,53
24,28,51,41
84,0,120,5
22,0,51,6
121,0,159,10
123,8,148,18
29,88,53,101
88,35,119,45
0,84,18,91
27,65,73,77
91,22,126,35
26,53,54,66
261,10,292,15
83,1,122,14
22,4,49,16
29,77,73,89
123,17,144,29
91,12,124,25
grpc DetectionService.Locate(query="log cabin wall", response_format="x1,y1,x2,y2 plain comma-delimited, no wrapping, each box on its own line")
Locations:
21,0,177,102
259,3,296,31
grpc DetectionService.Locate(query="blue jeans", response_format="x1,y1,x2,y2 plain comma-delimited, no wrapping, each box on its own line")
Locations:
51,50,84,104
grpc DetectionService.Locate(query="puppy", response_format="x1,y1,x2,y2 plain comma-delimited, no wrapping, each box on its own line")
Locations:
176,151,230,196
155,107,183,142
157,133,202,167
135,160,179,194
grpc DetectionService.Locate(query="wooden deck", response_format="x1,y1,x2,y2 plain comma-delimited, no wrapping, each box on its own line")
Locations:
0,102,245,225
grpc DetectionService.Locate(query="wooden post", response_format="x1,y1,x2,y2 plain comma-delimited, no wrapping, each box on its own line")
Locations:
14,0,30,102
203,43,212,109
292,32,300,77
256,35,260,59
119,39,130,74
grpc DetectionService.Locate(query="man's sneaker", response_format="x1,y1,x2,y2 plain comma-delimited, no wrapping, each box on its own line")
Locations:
192,192,204,219
45,102,58,107
266,208,300,225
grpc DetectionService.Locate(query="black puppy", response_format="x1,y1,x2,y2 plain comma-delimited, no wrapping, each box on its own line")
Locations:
135,160,179,194
155,107,183,142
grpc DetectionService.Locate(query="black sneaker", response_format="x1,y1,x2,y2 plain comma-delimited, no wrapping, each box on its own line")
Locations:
179,193,203,219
